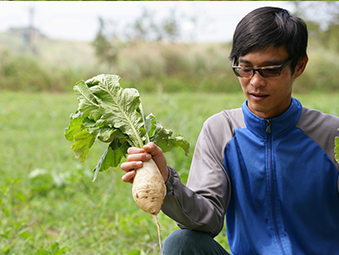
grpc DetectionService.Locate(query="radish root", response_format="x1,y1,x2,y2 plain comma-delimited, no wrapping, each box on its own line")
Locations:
153,214,164,255
132,159,166,255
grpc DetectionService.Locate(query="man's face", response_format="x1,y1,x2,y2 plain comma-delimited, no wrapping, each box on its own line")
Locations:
237,45,307,119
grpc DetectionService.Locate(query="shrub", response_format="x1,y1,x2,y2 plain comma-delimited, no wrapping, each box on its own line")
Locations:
1,39,339,94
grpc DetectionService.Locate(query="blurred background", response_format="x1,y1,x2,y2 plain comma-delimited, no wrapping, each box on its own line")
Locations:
1,1,339,94
1,2,339,254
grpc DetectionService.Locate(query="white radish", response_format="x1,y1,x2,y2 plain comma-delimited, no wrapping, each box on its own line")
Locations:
132,159,166,214
66,74,189,255
132,159,166,255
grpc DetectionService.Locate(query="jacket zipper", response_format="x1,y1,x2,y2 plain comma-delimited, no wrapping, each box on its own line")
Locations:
266,119,271,133
266,119,286,255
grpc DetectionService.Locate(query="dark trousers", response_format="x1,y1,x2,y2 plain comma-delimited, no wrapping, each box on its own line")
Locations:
162,229,230,255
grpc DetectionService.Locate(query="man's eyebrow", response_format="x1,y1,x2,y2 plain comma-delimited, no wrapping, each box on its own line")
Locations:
238,59,251,64
238,58,285,66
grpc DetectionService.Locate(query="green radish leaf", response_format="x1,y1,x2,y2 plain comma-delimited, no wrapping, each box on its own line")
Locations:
73,80,102,121
90,127,115,143
335,134,339,164
92,147,114,182
86,74,144,148
147,114,190,156
93,133,130,181
65,74,190,180
71,129,95,162
64,112,84,142
153,127,190,156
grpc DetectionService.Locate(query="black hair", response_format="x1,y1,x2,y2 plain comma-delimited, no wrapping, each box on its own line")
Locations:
229,7,308,73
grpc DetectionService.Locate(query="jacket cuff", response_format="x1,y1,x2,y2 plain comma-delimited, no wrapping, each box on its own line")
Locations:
165,166,177,195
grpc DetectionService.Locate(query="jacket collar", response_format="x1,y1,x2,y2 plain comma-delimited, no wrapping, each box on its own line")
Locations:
241,97,303,138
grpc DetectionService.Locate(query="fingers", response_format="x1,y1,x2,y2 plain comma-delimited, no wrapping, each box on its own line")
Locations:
121,160,142,172
121,147,150,184
126,152,151,162
125,143,161,159
120,160,139,184
126,147,145,154
121,170,136,184
121,143,169,183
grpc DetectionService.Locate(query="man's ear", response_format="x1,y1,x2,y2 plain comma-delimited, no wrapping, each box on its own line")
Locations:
293,56,308,79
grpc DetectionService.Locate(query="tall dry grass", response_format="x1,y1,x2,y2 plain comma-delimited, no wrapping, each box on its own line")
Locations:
0,37,339,93
115,41,239,93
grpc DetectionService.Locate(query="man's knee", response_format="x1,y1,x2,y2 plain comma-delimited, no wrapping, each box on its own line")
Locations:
163,229,198,247
162,229,216,254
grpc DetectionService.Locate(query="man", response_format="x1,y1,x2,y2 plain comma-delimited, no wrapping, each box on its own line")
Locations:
121,7,339,255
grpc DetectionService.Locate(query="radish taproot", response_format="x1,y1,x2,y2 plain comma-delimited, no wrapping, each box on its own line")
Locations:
65,74,189,254
132,159,167,254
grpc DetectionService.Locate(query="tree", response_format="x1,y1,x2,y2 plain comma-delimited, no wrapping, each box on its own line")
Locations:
161,9,180,43
92,8,201,67
293,2,339,50
92,17,118,67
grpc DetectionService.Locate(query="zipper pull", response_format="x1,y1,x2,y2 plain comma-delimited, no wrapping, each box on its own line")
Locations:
266,120,271,133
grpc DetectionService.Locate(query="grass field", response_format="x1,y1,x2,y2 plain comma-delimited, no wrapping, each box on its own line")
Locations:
1,91,338,254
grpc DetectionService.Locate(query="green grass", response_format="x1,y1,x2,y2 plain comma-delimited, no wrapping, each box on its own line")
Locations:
0,91,338,254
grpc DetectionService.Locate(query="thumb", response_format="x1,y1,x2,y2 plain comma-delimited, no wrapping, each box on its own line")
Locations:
143,142,169,182
144,142,163,157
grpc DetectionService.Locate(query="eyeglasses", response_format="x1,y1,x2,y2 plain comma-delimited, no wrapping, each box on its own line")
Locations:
232,59,293,78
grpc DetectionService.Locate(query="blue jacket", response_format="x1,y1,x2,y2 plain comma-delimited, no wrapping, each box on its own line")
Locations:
225,98,339,254
163,97,339,254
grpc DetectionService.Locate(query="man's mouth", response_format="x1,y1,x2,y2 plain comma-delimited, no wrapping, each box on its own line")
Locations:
249,93,269,100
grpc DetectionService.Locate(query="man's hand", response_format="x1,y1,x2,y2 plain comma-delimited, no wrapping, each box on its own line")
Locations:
120,142,169,184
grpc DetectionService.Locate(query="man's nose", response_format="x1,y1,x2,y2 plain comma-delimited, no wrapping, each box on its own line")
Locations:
250,71,266,87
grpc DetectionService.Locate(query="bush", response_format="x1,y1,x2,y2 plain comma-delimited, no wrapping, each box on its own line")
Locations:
0,50,99,93
116,41,239,93
1,39,339,94
0,51,51,91
294,43,339,93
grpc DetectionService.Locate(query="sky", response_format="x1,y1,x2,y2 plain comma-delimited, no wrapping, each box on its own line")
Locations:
0,1,295,43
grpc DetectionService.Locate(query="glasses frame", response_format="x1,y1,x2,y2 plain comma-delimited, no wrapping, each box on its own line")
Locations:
232,58,293,78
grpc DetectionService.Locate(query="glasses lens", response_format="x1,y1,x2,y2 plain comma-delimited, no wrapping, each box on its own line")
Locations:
260,68,281,77
236,68,253,78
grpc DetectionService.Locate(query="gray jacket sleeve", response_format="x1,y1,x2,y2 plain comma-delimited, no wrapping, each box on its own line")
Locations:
161,109,244,237
296,107,339,192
